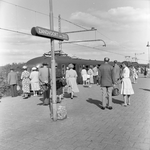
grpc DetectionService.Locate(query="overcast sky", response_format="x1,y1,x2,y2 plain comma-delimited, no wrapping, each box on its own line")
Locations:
0,0,150,66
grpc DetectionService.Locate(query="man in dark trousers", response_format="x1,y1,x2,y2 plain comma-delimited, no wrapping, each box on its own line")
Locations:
7,68,18,97
38,63,51,105
98,57,115,110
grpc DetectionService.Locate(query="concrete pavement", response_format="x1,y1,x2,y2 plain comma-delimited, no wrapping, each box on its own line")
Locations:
0,75,150,150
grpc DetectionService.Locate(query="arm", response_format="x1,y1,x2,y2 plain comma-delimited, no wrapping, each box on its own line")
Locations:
7,73,10,85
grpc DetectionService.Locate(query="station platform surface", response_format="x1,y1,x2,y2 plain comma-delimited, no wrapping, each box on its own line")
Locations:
0,75,150,150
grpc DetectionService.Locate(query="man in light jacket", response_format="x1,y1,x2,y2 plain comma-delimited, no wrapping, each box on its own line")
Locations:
98,57,115,110
38,63,51,105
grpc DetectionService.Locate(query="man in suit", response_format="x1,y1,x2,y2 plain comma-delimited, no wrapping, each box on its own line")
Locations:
7,68,18,97
113,60,121,83
38,63,51,105
98,57,115,110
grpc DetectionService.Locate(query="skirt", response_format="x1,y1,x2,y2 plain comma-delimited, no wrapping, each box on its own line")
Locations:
121,78,134,95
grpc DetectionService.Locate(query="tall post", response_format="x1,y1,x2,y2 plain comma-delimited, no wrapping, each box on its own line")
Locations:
49,0,57,121
58,15,62,51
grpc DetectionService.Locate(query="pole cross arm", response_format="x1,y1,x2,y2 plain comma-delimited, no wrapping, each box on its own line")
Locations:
63,28,97,34
62,39,106,46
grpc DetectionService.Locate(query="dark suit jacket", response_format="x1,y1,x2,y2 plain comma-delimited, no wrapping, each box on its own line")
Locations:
113,64,121,81
98,63,115,87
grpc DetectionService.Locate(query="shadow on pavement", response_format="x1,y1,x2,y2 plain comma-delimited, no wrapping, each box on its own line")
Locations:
86,98,102,108
112,98,123,105
140,88,150,92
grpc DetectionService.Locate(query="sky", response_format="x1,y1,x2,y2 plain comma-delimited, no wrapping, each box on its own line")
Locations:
0,0,150,66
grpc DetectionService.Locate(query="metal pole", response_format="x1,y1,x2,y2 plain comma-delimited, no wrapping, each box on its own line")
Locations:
49,0,57,121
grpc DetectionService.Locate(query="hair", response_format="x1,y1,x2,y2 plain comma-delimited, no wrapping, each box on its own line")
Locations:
114,60,117,64
104,57,110,62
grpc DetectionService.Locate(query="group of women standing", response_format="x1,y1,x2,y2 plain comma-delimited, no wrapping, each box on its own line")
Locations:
21,63,80,100
21,66,40,99
81,65,96,87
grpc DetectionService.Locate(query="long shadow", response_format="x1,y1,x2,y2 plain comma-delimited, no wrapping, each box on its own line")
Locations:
112,98,124,105
86,98,123,108
140,88,150,92
86,98,102,108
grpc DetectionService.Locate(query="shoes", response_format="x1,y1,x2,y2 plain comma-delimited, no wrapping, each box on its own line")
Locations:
107,106,113,110
127,103,130,105
101,106,105,110
122,103,127,107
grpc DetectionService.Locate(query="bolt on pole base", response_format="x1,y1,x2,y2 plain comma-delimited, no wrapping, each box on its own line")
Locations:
52,103,57,121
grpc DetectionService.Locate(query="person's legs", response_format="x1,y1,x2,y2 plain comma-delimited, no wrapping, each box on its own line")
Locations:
122,94,127,106
127,95,131,105
107,87,113,108
101,87,107,109
14,84,18,97
10,85,14,97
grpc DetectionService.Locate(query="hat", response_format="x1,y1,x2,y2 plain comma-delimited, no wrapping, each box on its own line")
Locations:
32,67,36,70
68,63,74,69
10,67,14,70
22,66,27,69
114,60,117,63
104,57,110,62
42,62,48,66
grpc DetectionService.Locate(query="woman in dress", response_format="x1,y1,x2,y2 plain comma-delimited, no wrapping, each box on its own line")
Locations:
66,63,79,99
131,66,138,84
87,65,94,87
30,67,40,96
21,66,30,99
121,62,134,106
81,65,88,86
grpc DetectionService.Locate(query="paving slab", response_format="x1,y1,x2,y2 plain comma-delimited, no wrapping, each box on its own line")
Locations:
0,75,150,150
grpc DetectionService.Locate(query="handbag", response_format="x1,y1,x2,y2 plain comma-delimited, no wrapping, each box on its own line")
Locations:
17,85,20,91
61,78,67,87
112,87,120,96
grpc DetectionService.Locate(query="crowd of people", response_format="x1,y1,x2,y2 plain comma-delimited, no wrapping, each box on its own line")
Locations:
7,58,149,110
7,62,79,104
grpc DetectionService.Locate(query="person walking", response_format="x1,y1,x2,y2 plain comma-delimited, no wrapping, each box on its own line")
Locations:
66,63,79,99
143,66,148,78
21,66,30,99
7,68,18,97
87,65,94,87
30,67,40,96
113,60,121,83
120,62,134,106
93,65,98,84
81,65,88,86
131,66,138,84
98,57,115,110
38,63,51,105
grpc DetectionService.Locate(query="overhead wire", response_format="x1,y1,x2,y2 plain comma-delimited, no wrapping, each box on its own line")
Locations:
0,0,148,63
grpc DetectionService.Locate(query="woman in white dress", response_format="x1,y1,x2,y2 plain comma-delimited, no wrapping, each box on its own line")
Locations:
87,65,94,86
81,66,88,86
30,67,40,96
66,64,79,99
121,62,134,106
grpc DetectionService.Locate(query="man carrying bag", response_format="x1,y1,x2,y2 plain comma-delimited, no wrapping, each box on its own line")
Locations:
39,63,51,105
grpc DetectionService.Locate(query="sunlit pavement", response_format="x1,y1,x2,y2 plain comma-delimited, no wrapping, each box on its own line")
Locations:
0,74,150,150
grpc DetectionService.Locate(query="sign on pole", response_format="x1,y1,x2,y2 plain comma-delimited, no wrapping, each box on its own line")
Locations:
31,26,69,41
